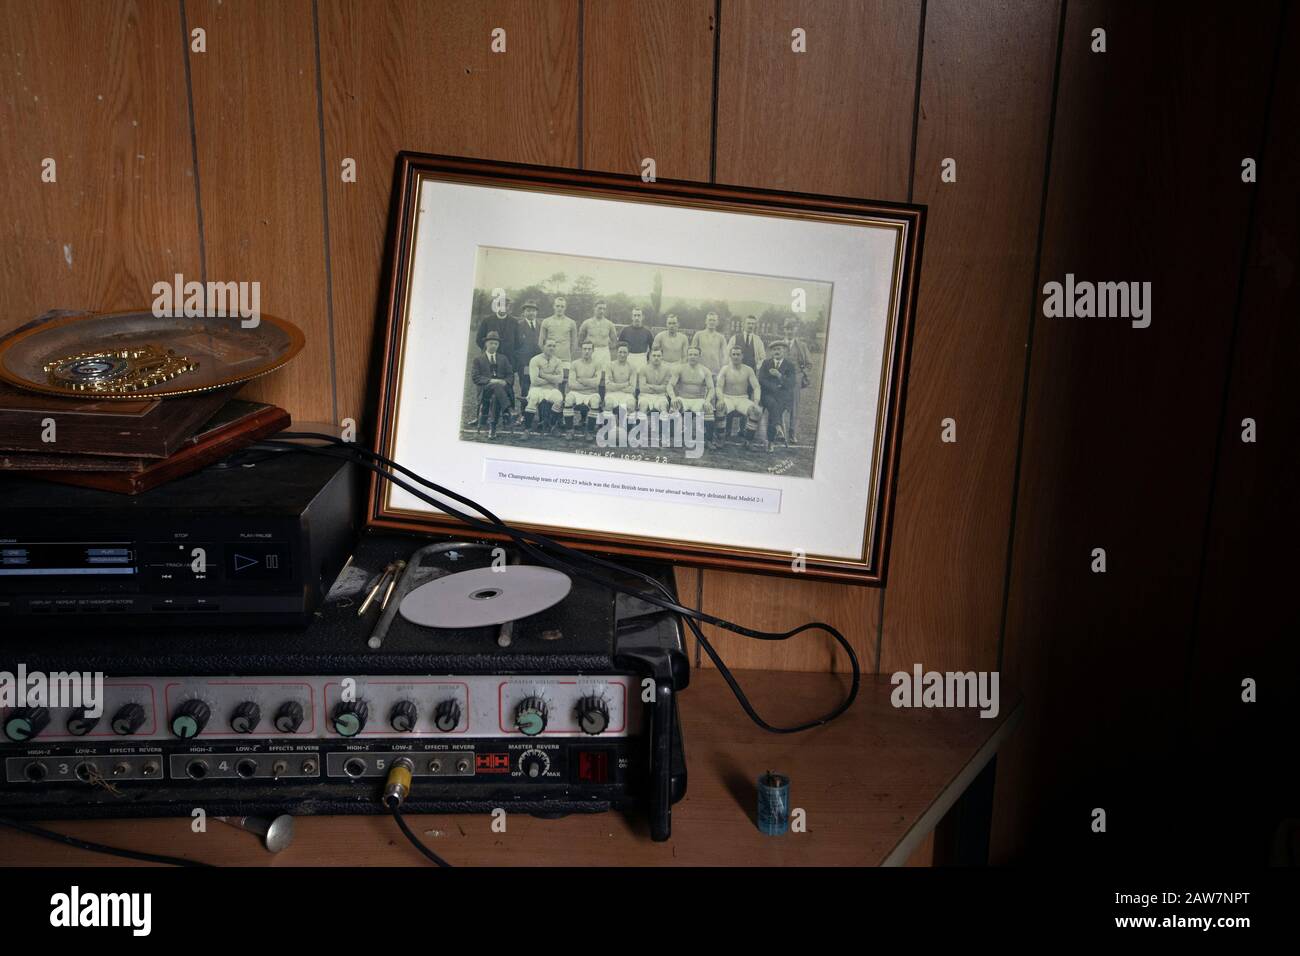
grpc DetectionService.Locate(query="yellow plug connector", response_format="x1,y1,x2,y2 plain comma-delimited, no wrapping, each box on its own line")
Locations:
383,757,415,808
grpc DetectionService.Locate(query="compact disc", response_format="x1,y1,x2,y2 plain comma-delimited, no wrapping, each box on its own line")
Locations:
399,565,572,628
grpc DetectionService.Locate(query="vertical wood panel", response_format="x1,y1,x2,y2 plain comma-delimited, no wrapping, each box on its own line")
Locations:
701,569,876,673
582,0,715,180
700,0,921,671
0,0,200,332
879,0,1060,674
992,0,1280,862
715,0,921,198
186,0,332,421
581,0,720,664
1184,6,1298,858
319,0,580,430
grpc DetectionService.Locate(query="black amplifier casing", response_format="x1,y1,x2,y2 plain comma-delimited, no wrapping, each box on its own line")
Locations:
0,449,358,628
0,533,690,841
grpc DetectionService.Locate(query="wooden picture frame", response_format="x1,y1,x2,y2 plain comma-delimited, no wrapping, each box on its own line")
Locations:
369,153,924,585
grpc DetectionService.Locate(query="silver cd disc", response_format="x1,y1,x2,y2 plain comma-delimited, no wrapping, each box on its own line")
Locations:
398,565,572,628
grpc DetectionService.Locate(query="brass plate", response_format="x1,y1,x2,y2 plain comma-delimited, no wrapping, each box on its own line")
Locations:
0,310,305,399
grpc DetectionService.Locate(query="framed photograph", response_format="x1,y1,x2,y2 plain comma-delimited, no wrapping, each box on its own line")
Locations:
370,153,924,584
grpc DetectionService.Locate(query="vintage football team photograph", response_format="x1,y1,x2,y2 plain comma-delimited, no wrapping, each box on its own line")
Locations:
459,246,833,479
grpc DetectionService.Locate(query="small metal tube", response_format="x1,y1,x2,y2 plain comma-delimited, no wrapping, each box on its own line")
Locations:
756,771,790,836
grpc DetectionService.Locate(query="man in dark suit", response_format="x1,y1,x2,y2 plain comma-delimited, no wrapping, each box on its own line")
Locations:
476,296,519,355
728,314,766,371
471,332,515,439
757,341,798,451
512,299,543,414
778,317,812,441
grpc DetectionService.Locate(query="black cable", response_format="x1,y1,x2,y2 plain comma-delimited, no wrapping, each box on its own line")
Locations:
262,433,860,733
268,432,860,731
0,816,212,867
387,804,451,867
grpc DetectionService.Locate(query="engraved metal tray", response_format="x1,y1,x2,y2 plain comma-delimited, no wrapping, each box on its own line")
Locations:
0,309,305,399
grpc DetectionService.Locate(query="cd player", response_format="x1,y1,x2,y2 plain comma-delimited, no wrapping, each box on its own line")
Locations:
0,448,358,627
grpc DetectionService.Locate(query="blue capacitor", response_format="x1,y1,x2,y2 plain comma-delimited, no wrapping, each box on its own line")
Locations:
756,771,790,835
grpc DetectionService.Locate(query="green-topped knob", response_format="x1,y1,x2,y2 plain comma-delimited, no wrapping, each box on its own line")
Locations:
515,697,548,737
4,707,50,741
171,700,210,739
332,701,368,737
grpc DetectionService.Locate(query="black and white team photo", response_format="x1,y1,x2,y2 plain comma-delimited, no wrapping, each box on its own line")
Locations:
459,247,833,479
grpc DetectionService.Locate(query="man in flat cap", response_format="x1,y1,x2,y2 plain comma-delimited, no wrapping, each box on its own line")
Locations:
776,317,811,442
470,331,516,440
757,340,797,451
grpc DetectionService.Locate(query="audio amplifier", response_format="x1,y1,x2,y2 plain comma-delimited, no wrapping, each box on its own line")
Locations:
0,536,689,841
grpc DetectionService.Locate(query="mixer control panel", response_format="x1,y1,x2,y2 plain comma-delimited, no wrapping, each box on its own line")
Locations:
0,674,639,746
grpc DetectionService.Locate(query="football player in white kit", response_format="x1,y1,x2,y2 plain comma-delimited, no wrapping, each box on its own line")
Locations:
636,346,673,421
539,294,578,364
598,342,638,444
652,314,689,371
524,338,566,434
692,311,727,375
714,344,763,448
669,345,717,447
578,300,617,368
603,343,638,416
563,340,605,440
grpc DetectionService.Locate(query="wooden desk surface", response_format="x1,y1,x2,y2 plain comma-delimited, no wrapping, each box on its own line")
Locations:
0,670,1021,866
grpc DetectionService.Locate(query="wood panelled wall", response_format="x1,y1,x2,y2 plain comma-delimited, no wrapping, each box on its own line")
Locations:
992,0,1288,863
2,0,1292,862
